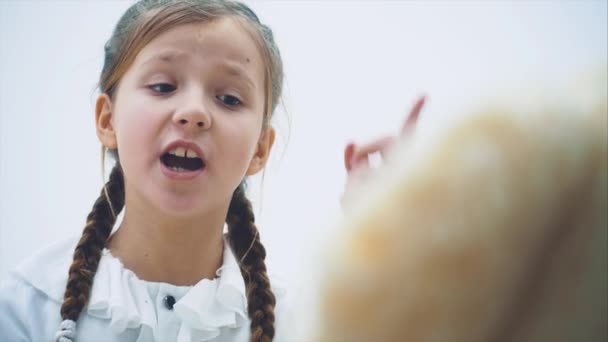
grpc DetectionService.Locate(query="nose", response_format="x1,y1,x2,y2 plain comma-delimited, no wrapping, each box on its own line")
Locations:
172,96,212,133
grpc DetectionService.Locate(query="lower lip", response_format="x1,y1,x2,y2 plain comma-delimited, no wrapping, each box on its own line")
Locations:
160,162,205,181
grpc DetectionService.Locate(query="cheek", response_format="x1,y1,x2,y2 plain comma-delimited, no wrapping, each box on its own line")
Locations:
216,116,262,169
113,103,164,165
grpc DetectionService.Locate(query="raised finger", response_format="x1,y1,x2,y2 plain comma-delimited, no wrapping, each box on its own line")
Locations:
401,95,426,134
344,142,355,172
352,136,395,160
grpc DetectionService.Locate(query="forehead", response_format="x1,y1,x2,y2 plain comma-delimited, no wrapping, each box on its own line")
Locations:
132,17,265,83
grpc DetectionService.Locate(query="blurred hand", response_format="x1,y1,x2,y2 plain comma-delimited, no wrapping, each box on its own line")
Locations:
342,95,426,205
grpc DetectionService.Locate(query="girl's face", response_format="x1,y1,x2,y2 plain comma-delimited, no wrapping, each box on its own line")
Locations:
96,18,273,217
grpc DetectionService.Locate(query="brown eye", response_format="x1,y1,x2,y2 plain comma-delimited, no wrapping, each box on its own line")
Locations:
217,94,241,107
149,83,176,94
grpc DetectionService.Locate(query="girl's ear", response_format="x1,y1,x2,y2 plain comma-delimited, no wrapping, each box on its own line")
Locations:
246,127,276,176
95,93,117,149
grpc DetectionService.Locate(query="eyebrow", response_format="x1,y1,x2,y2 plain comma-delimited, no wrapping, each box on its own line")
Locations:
140,50,189,66
140,50,257,91
217,62,257,91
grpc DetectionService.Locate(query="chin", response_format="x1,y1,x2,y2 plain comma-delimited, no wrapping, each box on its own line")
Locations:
139,186,208,218
156,197,210,218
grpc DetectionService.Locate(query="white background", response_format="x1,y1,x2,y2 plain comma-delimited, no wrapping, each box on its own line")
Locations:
1,0,606,327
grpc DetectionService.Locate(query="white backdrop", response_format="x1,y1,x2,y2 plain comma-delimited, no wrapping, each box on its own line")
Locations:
1,0,606,329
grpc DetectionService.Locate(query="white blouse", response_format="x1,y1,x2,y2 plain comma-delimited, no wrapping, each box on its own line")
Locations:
0,235,295,342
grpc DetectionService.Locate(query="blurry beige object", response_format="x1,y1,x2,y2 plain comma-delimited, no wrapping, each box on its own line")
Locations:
320,68,607,342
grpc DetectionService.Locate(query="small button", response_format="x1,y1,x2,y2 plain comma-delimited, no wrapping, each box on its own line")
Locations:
163,295,176,310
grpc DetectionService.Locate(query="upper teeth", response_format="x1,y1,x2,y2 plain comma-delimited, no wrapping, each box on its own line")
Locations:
169,147,200,158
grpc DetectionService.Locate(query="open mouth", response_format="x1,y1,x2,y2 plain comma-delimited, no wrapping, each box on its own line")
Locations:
160,147,205,172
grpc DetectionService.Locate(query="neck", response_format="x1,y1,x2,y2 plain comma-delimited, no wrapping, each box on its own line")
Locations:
107,197,228,286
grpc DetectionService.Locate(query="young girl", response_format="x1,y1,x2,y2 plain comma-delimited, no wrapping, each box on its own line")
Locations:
1,0,287,340
0,0,422,341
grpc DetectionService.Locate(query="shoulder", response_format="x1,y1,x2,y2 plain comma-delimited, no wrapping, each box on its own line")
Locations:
0,272,36,341
0,235,120,341
10,234,80,303
0,252,70,342
268,272,302,341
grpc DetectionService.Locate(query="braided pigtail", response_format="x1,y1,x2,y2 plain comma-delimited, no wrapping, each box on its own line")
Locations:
55,164,125,342
227,183,277,342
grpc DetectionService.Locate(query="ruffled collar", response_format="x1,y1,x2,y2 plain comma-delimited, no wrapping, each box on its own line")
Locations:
14,232,249,342
86,236,248,341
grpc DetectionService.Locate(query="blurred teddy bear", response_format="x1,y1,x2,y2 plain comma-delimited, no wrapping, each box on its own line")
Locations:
319,68,607,342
